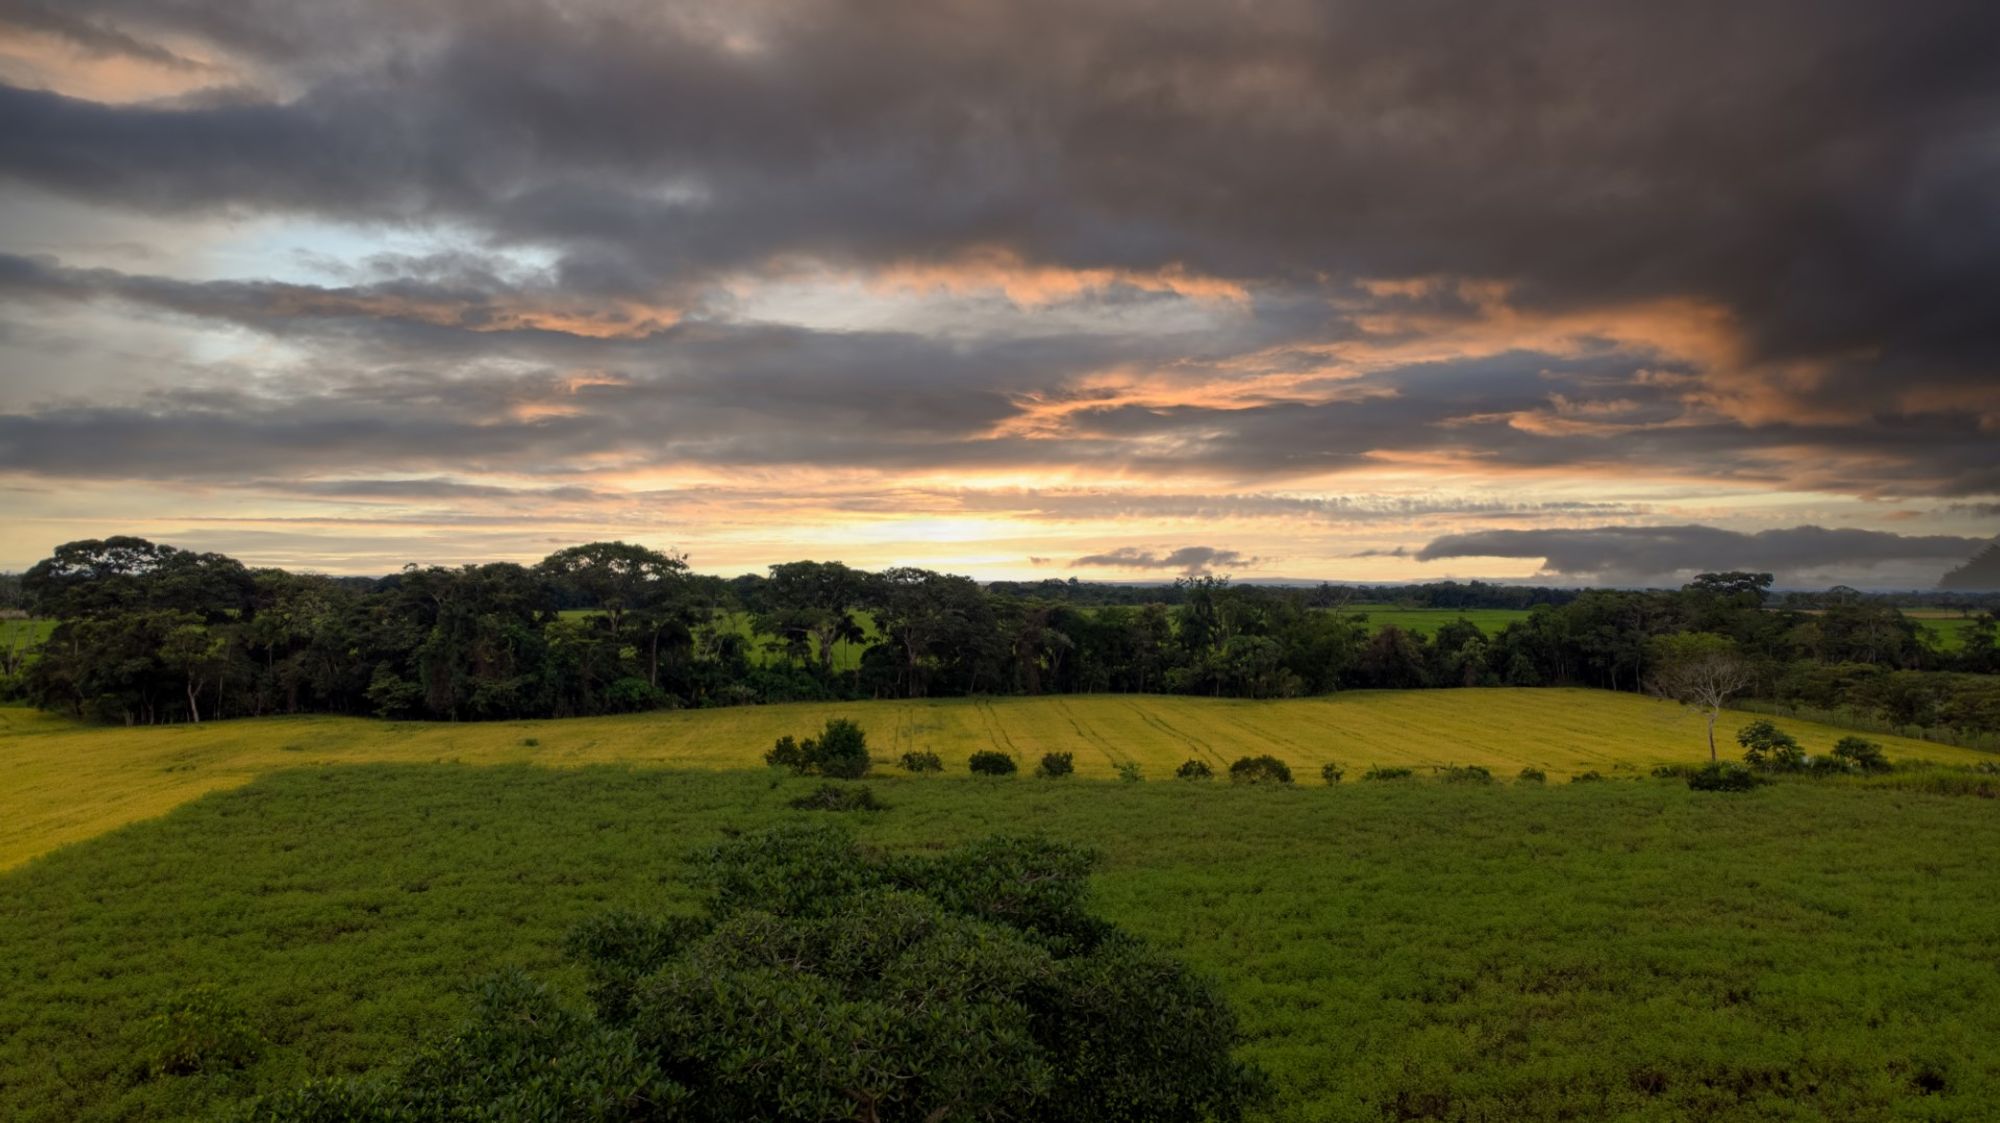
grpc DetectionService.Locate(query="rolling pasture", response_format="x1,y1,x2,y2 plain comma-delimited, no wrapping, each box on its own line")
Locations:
3,766,1997,1122
3,689,1987,871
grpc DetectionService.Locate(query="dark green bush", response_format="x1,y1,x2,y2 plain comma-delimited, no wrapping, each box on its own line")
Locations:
1832,736,1892,773
764,718,871,779
787,783,888,812
1175,759,1214,781
1320,762,1344,785
898,750,944,774
1362,765,1413,781
1438,764,1493,785
969,750,1018,776
1737,720,1805,771
1516,767,1547,784
1115,761,1144,783
1687,762,1763,792
143,984,262,1077
1228,755,1294,785
1651,763,1698,779
1807,753,1856,776
247,825,1266,1122
1569,770,1605,784
1036,751,1076,779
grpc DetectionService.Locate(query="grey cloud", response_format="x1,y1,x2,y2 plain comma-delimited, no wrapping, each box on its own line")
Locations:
1071,546,1259,575
1415,525,1993,584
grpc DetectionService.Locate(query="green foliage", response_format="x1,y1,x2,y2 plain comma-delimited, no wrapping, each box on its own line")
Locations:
1174,758,1214,781
1737,719,1805,771
1320,762,1344,785
786,783,888,812
897,750,943,774
249,824,1263,1123
143,984,262,1077
764,718,871,779
1687,762,1763,792
1570,770,1606,783
968,750,1018,776
1516,766,1547,784
9,767,2000,1122
1036,751,1076,779
1832,736,1893,774
1362,765,1413,781
1114,761,1144,783
1227,755,1293,785
1437,764,1494,785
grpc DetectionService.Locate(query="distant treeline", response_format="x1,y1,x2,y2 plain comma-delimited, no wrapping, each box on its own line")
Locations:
8,538,1998,741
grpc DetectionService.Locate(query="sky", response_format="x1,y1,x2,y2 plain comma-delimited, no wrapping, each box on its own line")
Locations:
0,0,1996,588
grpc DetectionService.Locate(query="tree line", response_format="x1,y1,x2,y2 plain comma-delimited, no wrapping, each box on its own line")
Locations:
8,538,1997,739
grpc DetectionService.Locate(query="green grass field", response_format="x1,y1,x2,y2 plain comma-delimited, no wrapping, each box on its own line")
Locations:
2,765,1996,1122
1346,603,1531,636
6,690,1989,871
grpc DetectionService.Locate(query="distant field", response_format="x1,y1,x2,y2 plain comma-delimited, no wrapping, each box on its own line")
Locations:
0,617,53,652
4,689,1988,871
3,766,1997,1122
1347,603,1531,635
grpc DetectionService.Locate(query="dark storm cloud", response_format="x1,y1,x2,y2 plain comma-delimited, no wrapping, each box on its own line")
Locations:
0,0,1997,504
1415,525,1992,583
1071,546,1259,575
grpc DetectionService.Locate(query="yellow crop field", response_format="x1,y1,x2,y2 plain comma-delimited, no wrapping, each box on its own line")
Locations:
1,689,1987,870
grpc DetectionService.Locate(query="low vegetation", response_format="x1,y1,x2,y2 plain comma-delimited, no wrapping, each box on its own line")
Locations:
4,766,1997,1122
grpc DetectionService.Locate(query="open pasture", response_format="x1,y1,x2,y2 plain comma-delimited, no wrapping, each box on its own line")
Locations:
1346,603,1532,636
2,689,1988,871
2,765,1996,1122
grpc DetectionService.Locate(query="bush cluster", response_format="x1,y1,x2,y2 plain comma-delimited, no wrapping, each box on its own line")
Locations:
1687,762,1763,792
1175,759,1214,781
1227,755,1294,785
1737,720,1805,771
246,826,1267,1122
898,750,943,774
1437,764,1494,785
1036,752,1076,779
764,718,870,779
1516,767,1547,784
1832,736,1892,773
969,750,1019,776
1362,765,1414,782
1115,761,1144,783
1569,770,1605,784
1320,762,1345,785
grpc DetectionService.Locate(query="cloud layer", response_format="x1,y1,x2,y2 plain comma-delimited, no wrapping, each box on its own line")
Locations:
0,0,1996,576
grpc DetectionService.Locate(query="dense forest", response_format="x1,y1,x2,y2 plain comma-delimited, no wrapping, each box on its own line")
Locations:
6,537,1998,742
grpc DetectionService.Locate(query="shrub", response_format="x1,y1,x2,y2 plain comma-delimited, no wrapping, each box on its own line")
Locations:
1516,767,1547,784
1569,770,1605,783
1362,765,1413,781
1320,762,1345,785
968,750,1018,776
1438,764,1493,785
1175,758,1214,781
143,984,262,1077
1036,751,1076,779
1807,753,1855,776
1228,755,1294,785
520,737,540,748
1737,720,1804,771
1650,763,1698,779
764,719,871,779
787,783,888,812
1115,761,1144,783
1832,736,1892,774
248,826,1268,1122
898,750,944,774
1687,762,1762,792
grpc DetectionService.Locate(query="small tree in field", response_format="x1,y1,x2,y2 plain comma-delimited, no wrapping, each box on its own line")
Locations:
1648,633,1753,761
764,718,870,779
1737,720,1804,771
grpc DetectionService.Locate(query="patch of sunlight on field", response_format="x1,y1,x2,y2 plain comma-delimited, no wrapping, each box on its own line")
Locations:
1,689,1988,870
